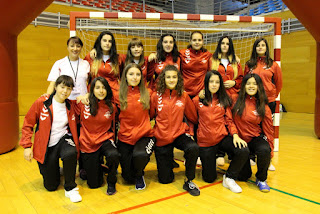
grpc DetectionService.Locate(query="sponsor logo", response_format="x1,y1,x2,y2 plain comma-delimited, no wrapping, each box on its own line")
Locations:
157,92,163,111
185,49,191,64
83,105,91,119
66,138,75,147
145,138,155,154
252,110,259,116
104,111,111,119
175,100,184,107
40,106,49,121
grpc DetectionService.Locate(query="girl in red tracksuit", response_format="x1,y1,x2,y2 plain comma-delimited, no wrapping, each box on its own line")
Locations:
180,31,212,98
233,73,274,192
211,36,243,96
244,37,282,114
74,77,119,195
84,31,123,104
148,34,181,90
121,38,153,85
20,75,82,203
193,70,249,193
150,65,200,196
117,63,154,190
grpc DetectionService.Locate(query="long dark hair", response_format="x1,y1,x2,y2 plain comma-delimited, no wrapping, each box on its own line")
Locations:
52,75,74,96
91,31,119,76
246,37,273,70
119,63,150,110
187,31,207,52
156,34,179,62
156,65,184,97
212,35,237,64
201,70,232,107
125,38,145,67
89,77,113,116
233,73,268,119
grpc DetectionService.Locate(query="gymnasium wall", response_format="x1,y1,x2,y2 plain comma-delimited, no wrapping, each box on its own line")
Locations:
17,3,317,115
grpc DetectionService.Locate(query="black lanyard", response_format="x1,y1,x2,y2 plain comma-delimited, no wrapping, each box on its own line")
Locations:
68,57,79,82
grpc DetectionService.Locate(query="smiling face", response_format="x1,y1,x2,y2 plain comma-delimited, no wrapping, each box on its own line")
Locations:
67,41,82,61
126,67,141,87
54,83,73,103
220,37,229,55
208,74,220,94
165,70,178,90
93,80,107,100
256,40,267,57
130,44,143,59
100,34,113,54
162,36,174,53
245,77,258,96
190,33,204,51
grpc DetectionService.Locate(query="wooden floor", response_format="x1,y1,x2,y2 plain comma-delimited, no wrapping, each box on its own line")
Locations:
1,112,320,213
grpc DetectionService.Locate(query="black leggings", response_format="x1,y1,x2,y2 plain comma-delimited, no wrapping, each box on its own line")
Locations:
37,134,77,191
238,136,271,182
155,134,199,184
81,140,120,188
118,137,155,183
199,136,249,183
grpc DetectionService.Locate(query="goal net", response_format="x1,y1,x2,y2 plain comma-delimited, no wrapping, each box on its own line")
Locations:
69,12,281,151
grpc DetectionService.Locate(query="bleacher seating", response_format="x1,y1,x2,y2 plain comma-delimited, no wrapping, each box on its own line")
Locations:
54,0,162,13
240,0,288,16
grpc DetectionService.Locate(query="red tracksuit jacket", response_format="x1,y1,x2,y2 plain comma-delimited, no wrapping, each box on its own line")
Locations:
233,96,274,152
180,48,212,97
74,102,116,153
244,57,282,103
117,86,154,145
19,95,79,164
150,89,197,147
217,62,243,95
193,95,238,147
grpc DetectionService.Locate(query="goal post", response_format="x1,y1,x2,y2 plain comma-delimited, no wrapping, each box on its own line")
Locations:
69,11,281,151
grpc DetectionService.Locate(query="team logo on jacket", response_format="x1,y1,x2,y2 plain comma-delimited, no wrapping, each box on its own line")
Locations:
185,49,191,64
104,111,111,119
83,105,91,119
158,61,164,70
40,106,49,121
199,102,203,108
252,110,259,116
202,59,207,63
175,100,184,107
72,114,75,121
216,103,222,107
157,92,163,111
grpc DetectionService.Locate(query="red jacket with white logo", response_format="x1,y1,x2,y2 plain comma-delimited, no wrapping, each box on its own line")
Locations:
244,57,282,103
217,62,243,95
150,89,197,147
19,95,79,164
119,55,153,83
117,86,154,145
193,95,238,147
233,96,274,153
74,102,116,153
148,53,181,91
180,48,212,97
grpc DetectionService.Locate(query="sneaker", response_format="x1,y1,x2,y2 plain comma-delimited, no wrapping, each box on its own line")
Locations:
196,157,202,166
65,187,82,203
79,169,87,180
268,163,276,171
222,174,242,193
256,179,270,192
250,159,256,166
173,160,180,168
135,176,146,190
183,180,200,196
106,183,116,195
216,157,225,166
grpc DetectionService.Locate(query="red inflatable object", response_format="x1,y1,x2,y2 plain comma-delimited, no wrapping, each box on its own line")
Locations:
282,0,320,138
0,0,53,154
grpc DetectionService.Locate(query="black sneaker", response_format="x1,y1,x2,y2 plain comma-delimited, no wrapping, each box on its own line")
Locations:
106,183,116,195
135,176,146,190
183,180,200,196
172,160,180,168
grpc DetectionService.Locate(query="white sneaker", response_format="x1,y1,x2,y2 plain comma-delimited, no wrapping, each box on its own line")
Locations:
216,157,225,166
268,163,276,171
196,157,202,165
65,187,82,203
250,159,256,166
222,174,242,193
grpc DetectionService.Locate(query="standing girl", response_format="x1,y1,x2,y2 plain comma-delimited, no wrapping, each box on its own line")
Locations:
150,65,200,196
117,63,154,190
193,70,249,193
233,73,274,192
180,31,212,98
74,77,119,195
20,75,82,203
